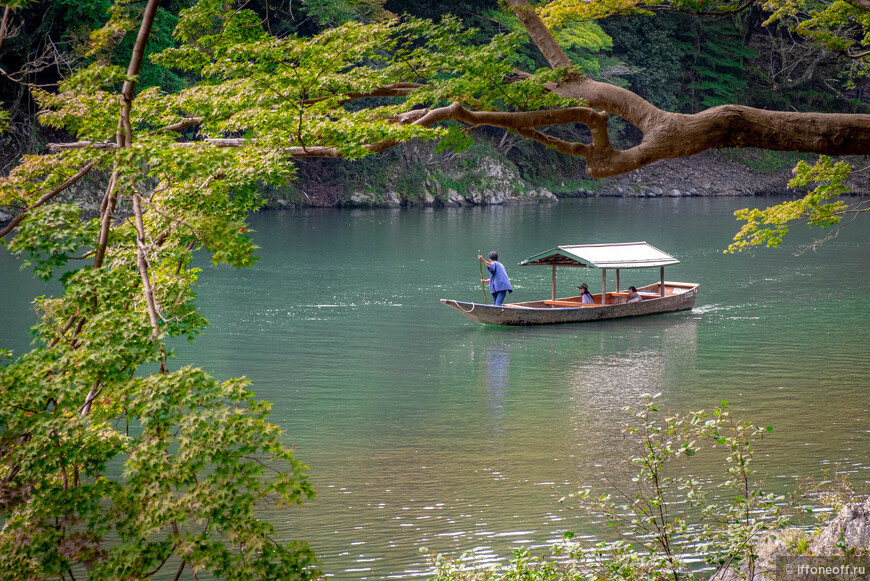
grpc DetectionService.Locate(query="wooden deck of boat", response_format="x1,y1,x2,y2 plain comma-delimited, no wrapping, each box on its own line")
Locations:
441,281,699,326
504,282,696,309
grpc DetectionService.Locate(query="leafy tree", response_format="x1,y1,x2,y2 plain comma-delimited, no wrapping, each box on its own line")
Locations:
0,1,318,578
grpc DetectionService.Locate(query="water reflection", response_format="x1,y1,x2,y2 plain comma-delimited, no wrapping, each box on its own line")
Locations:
484,344,510,421
566,317,700,485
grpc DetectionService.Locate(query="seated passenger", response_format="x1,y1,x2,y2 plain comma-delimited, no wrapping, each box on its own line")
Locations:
578,283,594,304
626,286,642,303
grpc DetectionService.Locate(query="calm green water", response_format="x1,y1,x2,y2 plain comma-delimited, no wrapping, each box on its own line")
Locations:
2,197,870,578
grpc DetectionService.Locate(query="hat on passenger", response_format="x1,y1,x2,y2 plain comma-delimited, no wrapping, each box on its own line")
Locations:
578,283,588,290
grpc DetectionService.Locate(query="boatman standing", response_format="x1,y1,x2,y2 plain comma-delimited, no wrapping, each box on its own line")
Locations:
479,251,513,306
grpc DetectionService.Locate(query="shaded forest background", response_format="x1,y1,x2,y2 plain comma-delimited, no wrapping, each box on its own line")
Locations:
1,0,867,206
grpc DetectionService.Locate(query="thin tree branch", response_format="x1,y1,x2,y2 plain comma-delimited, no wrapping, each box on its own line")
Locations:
93,0,161,269
0,161,96,239
132,192,161,333
79,378,103,416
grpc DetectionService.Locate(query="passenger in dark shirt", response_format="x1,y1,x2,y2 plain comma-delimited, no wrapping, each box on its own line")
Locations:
578,283,594,304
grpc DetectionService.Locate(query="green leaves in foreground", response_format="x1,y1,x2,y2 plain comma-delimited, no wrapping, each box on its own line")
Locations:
728,156,854,253
1,1,329,577
0,363,318,579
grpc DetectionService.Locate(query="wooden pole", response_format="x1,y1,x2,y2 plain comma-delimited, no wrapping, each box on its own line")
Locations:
616,269,621,293
551,265,557,301
601,269,607,304
478,251,488,304
660,266,665,297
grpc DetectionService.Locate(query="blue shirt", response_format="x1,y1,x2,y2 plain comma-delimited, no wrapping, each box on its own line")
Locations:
487,261,513,294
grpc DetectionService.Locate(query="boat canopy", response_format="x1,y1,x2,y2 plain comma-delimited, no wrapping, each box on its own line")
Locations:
519,242,679,269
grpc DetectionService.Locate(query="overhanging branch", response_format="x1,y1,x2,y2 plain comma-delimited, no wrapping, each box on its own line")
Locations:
43,98,870,178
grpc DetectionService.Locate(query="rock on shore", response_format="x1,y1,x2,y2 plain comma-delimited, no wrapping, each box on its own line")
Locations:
715,497,870,581
342,153,557,208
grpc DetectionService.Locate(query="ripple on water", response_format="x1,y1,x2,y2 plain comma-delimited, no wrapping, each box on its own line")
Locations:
162,200,870,578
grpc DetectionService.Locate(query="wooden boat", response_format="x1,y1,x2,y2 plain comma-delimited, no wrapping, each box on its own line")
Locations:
441,242,699,326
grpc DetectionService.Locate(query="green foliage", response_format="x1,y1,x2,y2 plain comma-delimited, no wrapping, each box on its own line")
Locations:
599,13,694,111
434,125,475,154
424,540,590,580
0,360,319,578
481,7,612,75
0,1,324,577
684,18,756,109
4,203,99,280
728,156,854,252
400,20,575,113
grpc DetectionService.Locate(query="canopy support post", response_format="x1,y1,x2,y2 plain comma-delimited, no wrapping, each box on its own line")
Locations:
601,269,607,304
616,269,621,293
552,265,557,301
660,267,665,297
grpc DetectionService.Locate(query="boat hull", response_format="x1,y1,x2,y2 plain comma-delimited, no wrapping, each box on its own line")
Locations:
441,282,699,326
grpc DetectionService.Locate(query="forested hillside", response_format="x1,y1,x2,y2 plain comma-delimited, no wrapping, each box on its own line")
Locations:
1,0,866,207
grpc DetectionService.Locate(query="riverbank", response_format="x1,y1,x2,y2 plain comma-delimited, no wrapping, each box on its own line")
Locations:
427,495,870,580
2,149,869,224
261,147,870,209
719,496,870,580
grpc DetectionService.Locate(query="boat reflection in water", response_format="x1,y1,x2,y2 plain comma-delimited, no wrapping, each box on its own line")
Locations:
566,316,700,465
438,315,701,569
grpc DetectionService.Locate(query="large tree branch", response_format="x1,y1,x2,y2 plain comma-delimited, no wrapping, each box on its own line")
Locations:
577,104,870,177
504,0,572,69
46,100,870,177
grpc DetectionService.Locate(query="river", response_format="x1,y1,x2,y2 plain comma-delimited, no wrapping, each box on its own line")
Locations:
2,197,870,579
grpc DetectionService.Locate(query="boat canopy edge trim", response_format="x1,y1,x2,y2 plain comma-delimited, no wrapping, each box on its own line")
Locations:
519,242,680,269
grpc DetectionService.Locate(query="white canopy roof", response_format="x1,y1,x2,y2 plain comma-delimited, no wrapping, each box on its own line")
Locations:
519,242,679,269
